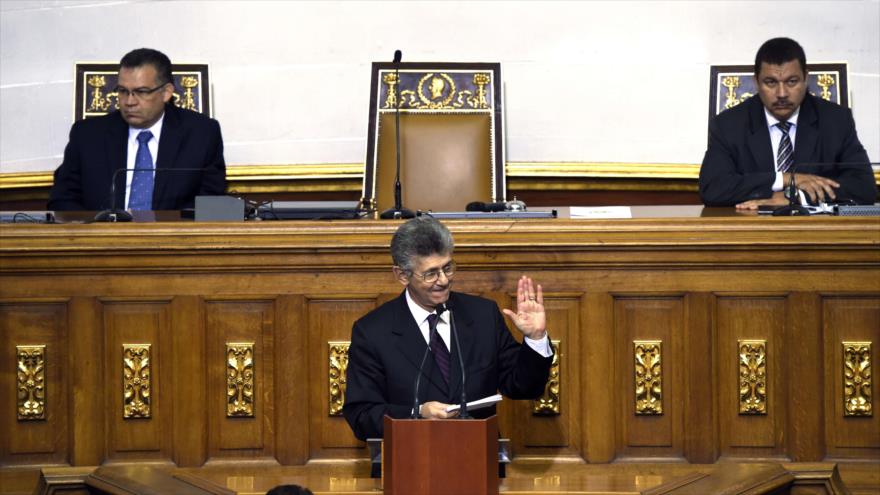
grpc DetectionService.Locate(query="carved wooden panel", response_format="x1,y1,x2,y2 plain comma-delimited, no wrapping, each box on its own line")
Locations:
716,297,784,458
328,342,349,417
614,297,683,459
103,301,172,462
206,300,274,460
738,340,767,415
0,302,68,465
226,343,255,417
823,297,880,458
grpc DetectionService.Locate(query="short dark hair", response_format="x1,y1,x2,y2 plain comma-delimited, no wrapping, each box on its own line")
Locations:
266,485,313,495
119,48,173,87
754,38,806,77
391,216,454,271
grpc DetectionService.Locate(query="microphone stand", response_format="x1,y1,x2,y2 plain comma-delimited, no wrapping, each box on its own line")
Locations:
773,165,809,216
94,168,134,222
447,304,470,419
380,49,414,220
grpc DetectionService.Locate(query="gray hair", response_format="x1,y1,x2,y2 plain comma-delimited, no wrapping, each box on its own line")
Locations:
390,216,454,271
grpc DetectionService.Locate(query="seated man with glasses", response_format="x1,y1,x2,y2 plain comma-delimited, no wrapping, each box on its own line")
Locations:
48,48,226,212
343,216,554,441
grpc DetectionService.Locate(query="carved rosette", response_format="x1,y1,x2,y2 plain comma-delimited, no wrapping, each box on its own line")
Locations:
17,345,46,420
328,342,350,416
634,341,662,415
227,343,255,417
843,342,872,417
123,344,151,418
533,340,560,415
738,340,767,414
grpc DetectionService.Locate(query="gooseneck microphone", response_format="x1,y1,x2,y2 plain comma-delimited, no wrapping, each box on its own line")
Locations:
94,167,205,222
441,301,470,419
773,164,809,216
411,304,447,418
380,49,415,220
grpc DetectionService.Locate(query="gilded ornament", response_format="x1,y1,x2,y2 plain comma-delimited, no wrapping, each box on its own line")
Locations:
86,73,115,112
227,343,255,417
634,341,662,415
123,344,151,418
817,73,836,102
328,342,350,416
176,75,199,111
843,342,872,416
533,340,560,415
17,345,46,420
738,340,767,414
382,72,399,109
722,76,741,110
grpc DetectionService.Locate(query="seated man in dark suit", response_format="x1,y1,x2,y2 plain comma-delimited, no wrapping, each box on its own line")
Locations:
343,216,554,441
48,48,226,211
699,37,876,208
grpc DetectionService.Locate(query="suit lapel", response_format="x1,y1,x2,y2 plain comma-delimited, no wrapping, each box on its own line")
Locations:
154,105,183,208
793,95,819,167
107,113,128,210
746,97,775,172
446,293,475,403
391,292,448,394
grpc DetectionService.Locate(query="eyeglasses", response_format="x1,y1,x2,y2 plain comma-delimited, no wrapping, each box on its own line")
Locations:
408,261,456,284
114,82,168,100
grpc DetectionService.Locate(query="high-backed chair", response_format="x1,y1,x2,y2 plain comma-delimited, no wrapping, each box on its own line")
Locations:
708,62,849,124
74,62,211,121
362,62,505,213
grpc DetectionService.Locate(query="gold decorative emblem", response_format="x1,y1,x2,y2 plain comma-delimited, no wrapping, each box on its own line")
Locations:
328,342,350,416
175,75,200,111
17,345,46,421
738,340,767,414
634,341,662,415
227,343,255,417
817,73,836,102
382,70,493,111
843,342,872,416
533,340,560,415
382,72,399,108
720,75,753,110
123,344,151,418
86,73,118,113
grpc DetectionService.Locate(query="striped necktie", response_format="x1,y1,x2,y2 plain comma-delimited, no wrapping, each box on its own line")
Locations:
129,130,154,210
427,313,450,384
776,121,794,172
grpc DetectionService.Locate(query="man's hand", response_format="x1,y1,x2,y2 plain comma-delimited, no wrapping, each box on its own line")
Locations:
786,173,840,203
420,401,459,419
736,191,788,210
502,275,547,340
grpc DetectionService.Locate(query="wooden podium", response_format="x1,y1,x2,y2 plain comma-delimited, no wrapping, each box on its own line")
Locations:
383,415,499,495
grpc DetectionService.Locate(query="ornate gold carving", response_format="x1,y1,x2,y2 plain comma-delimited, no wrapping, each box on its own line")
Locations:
17,345,46,420
382,72,399,109
86,75,114,112
227,343,255,417
817,73,836,101
738,340,767,414
176,76,199,111
843,342,872,416
720,75,753,110
533,340,560,415
634,340,662,415
382,70,493,111
328,341,350,416
123,344,151,418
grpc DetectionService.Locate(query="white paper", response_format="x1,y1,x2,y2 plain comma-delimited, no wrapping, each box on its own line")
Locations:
445,393,503,413
570,206,633,219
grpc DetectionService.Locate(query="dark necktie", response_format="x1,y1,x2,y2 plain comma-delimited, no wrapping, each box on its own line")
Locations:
427,313,450,384
129,130,154,210
776,121,793,172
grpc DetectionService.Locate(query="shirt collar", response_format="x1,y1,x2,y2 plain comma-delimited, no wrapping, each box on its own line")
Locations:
128,112,165,142
764,105,800,129
404,289,449,326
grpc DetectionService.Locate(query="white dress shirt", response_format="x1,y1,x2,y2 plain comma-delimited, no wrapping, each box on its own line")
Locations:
764,106,800,192
124,114,165,209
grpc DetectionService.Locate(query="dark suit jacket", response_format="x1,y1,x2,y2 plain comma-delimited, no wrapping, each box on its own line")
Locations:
699,94,876,206
343,291,553,441
48,103,226,211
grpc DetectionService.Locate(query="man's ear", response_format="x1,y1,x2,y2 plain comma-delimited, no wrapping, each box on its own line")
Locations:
161,82,174,104
391,266,409,286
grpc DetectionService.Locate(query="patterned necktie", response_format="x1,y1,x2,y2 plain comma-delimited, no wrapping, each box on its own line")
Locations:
128,130,154,210
776,121,794,172
427,313,450,384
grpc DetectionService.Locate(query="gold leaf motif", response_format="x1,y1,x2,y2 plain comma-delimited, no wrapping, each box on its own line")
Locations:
843,342,872,417
817,73,836,102
533,340,560,415
738,340,767,414
227,343,255,417
380,70,493,111
123,344,151,418
634,341,662,415
328,342,350,416
17,345,46,420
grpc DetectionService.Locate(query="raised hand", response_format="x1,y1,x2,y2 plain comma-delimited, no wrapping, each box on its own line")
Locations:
501,275,546,339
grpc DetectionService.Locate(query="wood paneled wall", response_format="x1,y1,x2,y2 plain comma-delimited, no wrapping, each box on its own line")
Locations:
1,213,878,469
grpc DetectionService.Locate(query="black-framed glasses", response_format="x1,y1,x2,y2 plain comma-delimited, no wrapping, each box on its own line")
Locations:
114,82,169,100
409,261,456,284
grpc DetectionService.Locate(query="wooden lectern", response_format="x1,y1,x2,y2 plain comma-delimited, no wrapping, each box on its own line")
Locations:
383,415,499,495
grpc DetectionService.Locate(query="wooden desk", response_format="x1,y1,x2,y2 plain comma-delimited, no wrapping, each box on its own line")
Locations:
2,207,878,471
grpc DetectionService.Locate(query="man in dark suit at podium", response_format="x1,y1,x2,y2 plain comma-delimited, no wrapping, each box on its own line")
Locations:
699,37,876,208
48,48,226,211
343,216,554,441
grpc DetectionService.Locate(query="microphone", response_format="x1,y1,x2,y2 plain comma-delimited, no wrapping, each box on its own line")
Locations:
380,49,415,220
411,304,447,418
440,301,470,419
94,167,205,222
771,160,877,216
465,198,527,212
772,163,809,216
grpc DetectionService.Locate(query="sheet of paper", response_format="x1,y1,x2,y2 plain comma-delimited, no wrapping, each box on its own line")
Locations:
445,393,503,413
570,206,633,219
